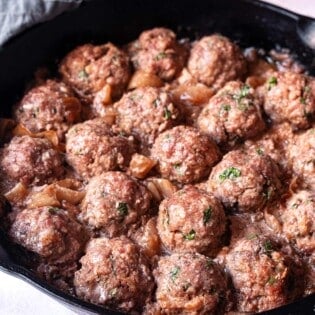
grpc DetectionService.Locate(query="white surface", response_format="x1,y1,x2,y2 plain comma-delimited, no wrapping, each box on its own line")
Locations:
1,1,315,315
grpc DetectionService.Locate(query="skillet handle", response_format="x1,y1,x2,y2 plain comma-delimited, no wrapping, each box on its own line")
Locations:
297,15,315,50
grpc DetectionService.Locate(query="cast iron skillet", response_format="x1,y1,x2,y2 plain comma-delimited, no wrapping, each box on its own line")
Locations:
0,0,314,314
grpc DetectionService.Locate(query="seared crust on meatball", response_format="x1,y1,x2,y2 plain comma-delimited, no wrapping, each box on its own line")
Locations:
0,135,64,185
224,237,303,313
266,190,315,255
65,119,135,179
114,87,181,148
197,81,265,147
79,172,152,237
60,43,130,101
289,128,315,191
154,252,230,314
9,206,86,264
157,185,226,256
128,27,186,81
14,80,81,140
187,35,247,91
207,150,282,212
263,72,315,129
151,125,221,184
74,236,154,312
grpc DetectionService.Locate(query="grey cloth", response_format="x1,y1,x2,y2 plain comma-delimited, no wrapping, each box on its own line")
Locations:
0,0,83,46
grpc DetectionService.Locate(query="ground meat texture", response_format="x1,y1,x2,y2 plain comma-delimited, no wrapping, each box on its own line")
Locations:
114,87,181,148
74,236,154,312
59,43,130,101
224,237,301,313
0,135,64,185
157,185,226,256
263,71,315,129
197,81,265,147
154,252,229,314
187,35,247,91
151,126,220,184
270,191,315,255
9,206,86,264
128,28,186,81
65,119,135,179
79,172,151,237
289,128,315,191
207,150,282,212
14,80,81,141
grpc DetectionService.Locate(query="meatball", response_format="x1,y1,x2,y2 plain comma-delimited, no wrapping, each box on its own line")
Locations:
268,190,315,255
74,236,154,312
114,87,181,148
128,27,186,81
0,135,64,185
154,252,230,314
151,126,220,184
79,172,152,237
207,150,282,212
9,206,86,264
65,119,135,179
187,35,247,91
14,80,82,140
59,43,130,101
263,71,315,129
157,185,226,255
197,81,265,147
224,237,302,313
289,128,315,191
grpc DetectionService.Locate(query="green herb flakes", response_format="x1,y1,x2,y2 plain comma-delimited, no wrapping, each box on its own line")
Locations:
164,108,171,120
78,69,88,79
262,240,274,256
203,207,212,224
48,207,60,215
267,76,277,90
256,147,264,155
155,52,167,61
221,104,231,112
170,266,180,282
219,167,241,181
117,202,128,216
183,229,196,240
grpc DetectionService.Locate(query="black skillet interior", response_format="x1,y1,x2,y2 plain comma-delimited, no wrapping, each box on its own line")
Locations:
0,0,314,314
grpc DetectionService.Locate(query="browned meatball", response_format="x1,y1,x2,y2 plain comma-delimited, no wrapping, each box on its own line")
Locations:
187,35,247,91
224,237,302,313
14,80,82,140
266,190,315,255
9,206,86,264
59,43,130,101
154,252,230,314
289,128,315,191
207,150,282,212
79,171,152,237
128,28,186,81
197,81,265,147
74,236,154,312
114,87,181,148
65,119,135,179
263,71,315,129
0,135,64,185
151,126,220,184
157,185,226,256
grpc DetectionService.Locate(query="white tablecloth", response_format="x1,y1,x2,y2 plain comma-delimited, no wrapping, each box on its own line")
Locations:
1,1,314,314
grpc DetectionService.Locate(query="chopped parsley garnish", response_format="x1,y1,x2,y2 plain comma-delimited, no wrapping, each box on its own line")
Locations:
262,240,274,256
153,98,161,107
48,207,60,215
164,108,171,120
233,84,250,102
173,163,181,169
183,229,196,240
78,69,88,79
219,167,241,181
221,104,231,112
170,266,180,282
109,288,118,297
155,52,167,60
263,187,273,200
301,86,311,104
267,76,278,90
117,202,128,216
267,275,277,285
203,207,212,224
247,233,258,240
256,147,264,155
206,258,214,268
